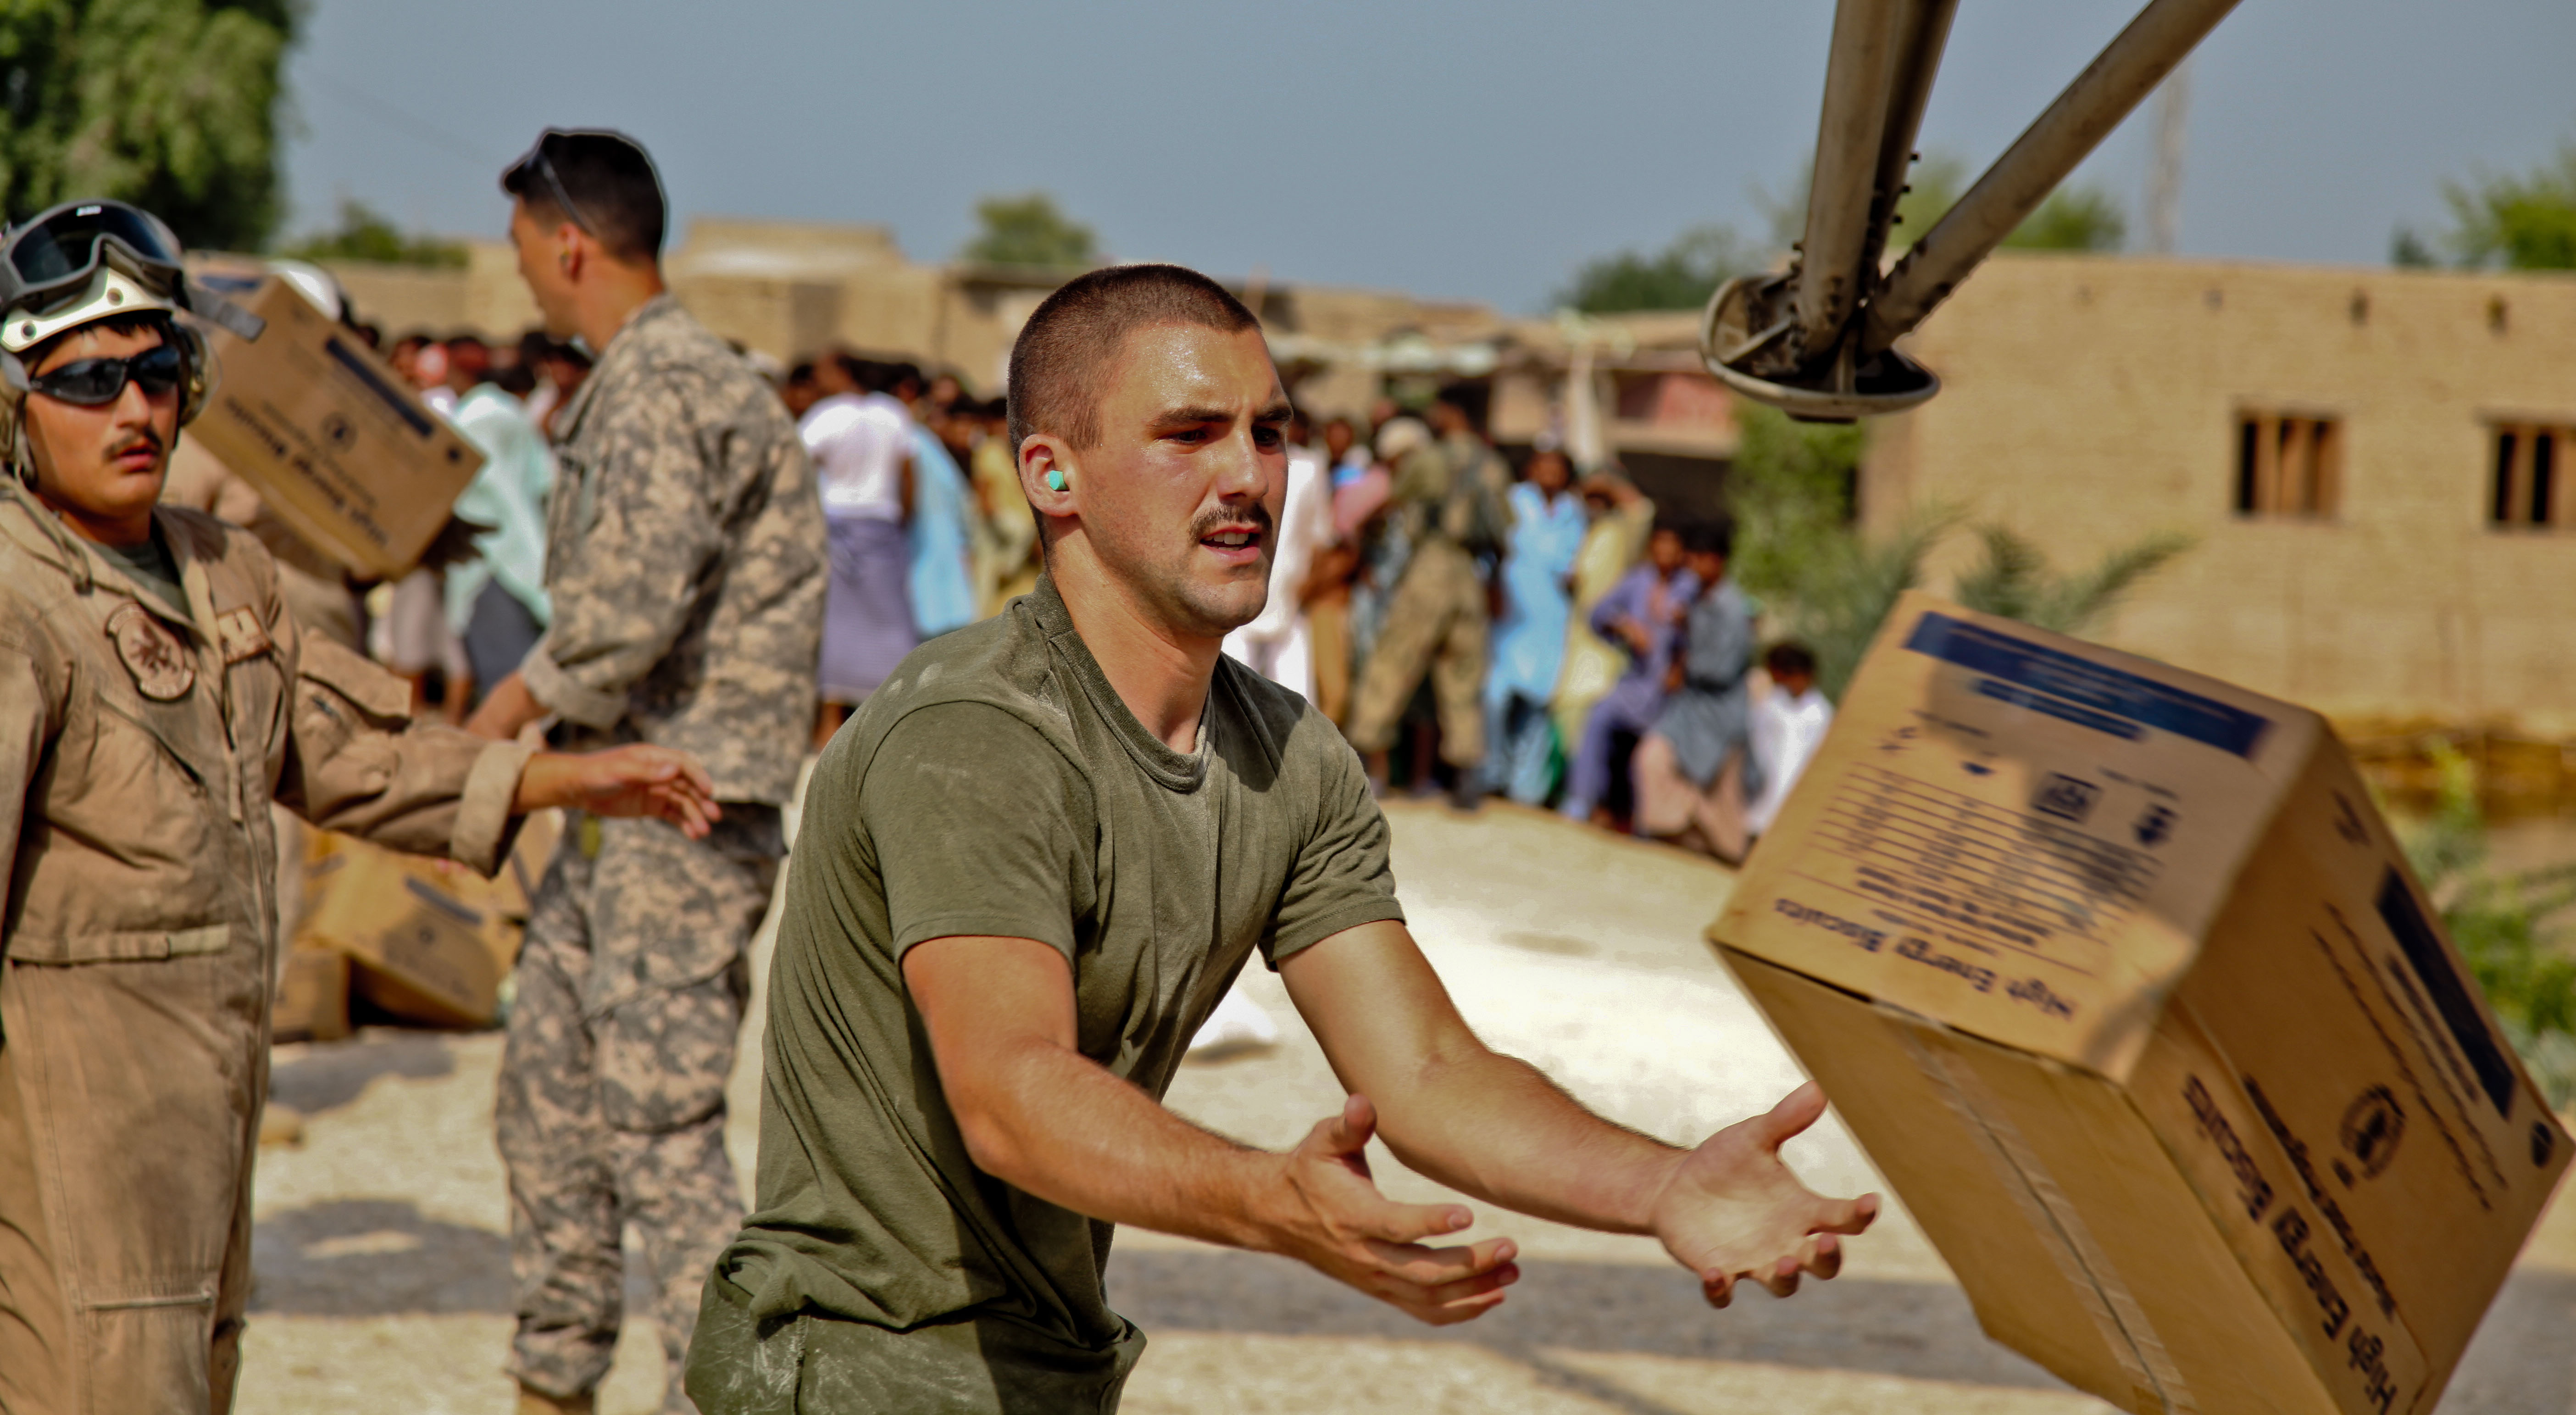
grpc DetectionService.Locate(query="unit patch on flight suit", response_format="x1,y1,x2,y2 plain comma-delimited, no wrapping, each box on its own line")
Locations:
216,605,272,665
105,601,194,700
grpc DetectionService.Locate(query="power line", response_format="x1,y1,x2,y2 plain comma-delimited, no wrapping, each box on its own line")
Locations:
300,70,500,173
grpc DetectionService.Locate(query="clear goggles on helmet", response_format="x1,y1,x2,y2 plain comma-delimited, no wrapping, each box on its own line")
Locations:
1,201,186,317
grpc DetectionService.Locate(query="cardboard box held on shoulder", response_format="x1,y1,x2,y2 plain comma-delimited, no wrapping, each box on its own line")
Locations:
183,275,483,579
1711,592,2569,1415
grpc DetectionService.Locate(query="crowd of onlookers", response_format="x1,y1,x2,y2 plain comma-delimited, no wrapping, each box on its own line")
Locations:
339,324,1833,864
1208,386,1837,863
776,352,1836,864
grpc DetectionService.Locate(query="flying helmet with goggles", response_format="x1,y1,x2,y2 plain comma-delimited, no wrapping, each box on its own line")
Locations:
0,199,261,428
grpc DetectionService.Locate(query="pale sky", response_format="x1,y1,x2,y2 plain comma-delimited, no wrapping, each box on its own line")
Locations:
278,0,2576,312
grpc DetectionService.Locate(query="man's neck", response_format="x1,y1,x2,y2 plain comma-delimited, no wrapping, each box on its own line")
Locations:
1049,552,1221,753
574,267,668,358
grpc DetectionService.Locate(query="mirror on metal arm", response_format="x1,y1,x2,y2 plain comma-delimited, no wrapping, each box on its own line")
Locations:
1703,0,2241,423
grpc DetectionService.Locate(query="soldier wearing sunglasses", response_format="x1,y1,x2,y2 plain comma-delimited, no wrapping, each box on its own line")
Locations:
0,199,728,1415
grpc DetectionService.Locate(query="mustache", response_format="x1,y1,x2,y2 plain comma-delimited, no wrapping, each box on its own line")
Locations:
109,427,166,459
1190,504,1273,540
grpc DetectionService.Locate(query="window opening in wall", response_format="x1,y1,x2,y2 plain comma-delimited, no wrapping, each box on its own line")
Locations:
2234,412,2340,518
2491,422,2571,529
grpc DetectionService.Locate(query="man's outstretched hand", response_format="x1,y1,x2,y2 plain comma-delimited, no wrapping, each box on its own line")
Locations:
1652,1081,1879,1307
516,745,722,839
1264,1095,1521,1326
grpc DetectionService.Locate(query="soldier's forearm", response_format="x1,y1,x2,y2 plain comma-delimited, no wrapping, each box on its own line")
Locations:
462,672,545,741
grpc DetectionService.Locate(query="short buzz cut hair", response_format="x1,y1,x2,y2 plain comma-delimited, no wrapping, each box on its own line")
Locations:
500,129,667,264
1006,263,1260,455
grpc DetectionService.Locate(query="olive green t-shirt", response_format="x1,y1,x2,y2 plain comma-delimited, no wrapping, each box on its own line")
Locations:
705,577,1403,1404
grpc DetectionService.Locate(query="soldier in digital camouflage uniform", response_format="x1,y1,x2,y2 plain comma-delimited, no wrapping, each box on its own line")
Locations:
0,199,721,1415
1345,388,1515,808
465,131,826,1415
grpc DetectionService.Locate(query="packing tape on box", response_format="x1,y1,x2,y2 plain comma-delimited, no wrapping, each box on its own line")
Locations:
1883,1006,2201,1415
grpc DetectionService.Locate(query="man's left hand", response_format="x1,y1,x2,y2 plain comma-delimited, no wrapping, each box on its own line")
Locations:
515,745,722,839
1651,1082,1878,1307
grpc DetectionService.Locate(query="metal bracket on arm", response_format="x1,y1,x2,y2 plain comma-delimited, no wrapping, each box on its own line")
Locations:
1703,0,2239,422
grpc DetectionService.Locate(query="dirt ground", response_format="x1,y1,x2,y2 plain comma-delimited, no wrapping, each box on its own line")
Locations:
237,799,2576,1414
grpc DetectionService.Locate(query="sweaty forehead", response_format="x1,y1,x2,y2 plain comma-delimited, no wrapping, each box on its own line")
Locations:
1096,322,1281,422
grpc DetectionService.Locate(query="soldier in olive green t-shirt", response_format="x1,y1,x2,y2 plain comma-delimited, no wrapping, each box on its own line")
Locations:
698,574,1399,1408
689,265,1876,1415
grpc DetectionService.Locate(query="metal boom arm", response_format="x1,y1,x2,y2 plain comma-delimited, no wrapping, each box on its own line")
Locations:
1703,0,2241,422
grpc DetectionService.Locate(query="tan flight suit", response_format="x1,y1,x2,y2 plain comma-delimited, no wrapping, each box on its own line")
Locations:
0,480,535,1415
1346,433,1513,768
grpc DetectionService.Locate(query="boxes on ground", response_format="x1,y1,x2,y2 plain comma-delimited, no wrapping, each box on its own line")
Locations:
1712,592,2568,1415
183,274,483,578
298,831,526,1029
272,946,351,1044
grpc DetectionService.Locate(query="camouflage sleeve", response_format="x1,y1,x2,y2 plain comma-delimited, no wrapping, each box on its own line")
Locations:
519,374,730,730
274,611,534,876
1387,444,1444,509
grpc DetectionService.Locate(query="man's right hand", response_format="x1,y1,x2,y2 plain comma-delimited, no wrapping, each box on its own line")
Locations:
1259,1094,1521,1326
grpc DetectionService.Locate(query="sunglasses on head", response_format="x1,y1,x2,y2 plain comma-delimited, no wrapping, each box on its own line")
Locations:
507,128,661,240
28,344,184,405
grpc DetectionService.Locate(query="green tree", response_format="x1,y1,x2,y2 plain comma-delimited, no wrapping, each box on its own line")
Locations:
1778,150,2124,255
278,198,465,267
1887,153,1967,249
1559,223,1754,314
1948,524,2193,635
960,192,1099,270
1726,402,1953,700
2428,141,2576,271
0,0,297,252
2001,185,2126,252
1727,404,2191,701
2398,746,2576,1105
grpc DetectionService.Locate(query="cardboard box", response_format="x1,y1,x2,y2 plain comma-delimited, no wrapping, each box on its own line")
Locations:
298,833,524,1029
183,276,483,579
272,946,351,1044
1711,592,2569,1415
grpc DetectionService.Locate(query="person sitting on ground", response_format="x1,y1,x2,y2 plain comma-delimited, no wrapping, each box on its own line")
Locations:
1747,640,1834,840
1561,518,1697,828
1631,519,1757,862
685,262,1874,1414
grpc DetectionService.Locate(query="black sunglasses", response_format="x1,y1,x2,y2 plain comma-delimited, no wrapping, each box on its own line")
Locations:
28,344,184,405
